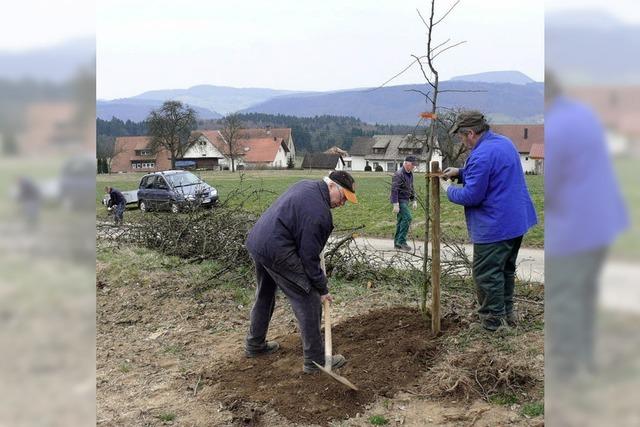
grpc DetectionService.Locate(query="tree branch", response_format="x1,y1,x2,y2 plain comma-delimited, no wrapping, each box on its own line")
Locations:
368,56,427,91
433,0,461,27
411,54,436,90
405,88,434,105
431,40,467,61
438,89,487,93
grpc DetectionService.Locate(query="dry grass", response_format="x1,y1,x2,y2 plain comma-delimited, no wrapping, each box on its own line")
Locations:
423,328,543,402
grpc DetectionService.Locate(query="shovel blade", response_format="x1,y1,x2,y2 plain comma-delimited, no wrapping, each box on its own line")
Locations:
312,362,359,391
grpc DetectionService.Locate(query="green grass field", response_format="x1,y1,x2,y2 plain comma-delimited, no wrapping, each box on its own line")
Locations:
96,170,545,248
613,157,640,259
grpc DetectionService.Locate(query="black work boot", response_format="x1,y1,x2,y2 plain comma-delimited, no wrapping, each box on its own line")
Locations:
481,315,507,332
506,311,518,327
245,341,280,358
303,354,347,374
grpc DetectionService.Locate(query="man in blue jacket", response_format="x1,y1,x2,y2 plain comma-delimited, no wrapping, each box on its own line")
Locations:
441,111,537,331
390,155,420,251
244,171,357,373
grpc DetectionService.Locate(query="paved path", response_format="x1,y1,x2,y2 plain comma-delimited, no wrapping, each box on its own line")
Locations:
348,236,640,314
349,236,545,283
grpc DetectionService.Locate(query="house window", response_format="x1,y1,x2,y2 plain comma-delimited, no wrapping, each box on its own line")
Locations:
346,161,352,168
387,162,395,171
131,161,156,169
135,149,153,156
524,128,529,139
525,156,529,161
373,162,379,169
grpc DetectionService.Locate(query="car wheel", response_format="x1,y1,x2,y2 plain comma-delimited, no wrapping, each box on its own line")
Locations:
139,200,148,212
170,202,180,214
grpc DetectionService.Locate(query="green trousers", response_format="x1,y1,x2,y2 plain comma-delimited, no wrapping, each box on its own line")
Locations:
472,236,523,319
394,202,412,246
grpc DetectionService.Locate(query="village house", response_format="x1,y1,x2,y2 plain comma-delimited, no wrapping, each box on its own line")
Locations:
110,136,172,172
301,152,345,170
110,127,295,172
491,124,544,174
349,134,435,172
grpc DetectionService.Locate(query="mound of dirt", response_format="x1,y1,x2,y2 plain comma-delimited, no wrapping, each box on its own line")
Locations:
202,306,458,425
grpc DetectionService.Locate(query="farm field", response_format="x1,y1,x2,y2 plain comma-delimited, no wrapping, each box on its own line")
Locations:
97,170,544,248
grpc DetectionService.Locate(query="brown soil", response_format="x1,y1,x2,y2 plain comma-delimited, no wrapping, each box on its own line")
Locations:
97,246,544,426
205,307,457,426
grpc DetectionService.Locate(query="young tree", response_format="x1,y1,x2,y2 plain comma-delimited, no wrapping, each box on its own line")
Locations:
147,101,199,169
219,113,245,172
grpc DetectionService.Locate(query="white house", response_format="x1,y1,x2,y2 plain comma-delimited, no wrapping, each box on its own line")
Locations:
350,134,433,172
182,133,226,169
185,130,292,170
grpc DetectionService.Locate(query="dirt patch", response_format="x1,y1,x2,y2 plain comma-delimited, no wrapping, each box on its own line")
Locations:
203,306,457,425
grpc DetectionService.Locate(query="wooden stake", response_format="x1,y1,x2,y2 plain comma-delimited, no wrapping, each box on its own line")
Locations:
430,161,441,334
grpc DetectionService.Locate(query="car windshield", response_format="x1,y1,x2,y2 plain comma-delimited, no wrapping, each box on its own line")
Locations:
165,172,202,187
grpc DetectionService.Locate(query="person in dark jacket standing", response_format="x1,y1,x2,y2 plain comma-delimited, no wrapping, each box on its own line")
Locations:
441,111,537,331
390,155,420,251
105,186,126,226
244,171,357,373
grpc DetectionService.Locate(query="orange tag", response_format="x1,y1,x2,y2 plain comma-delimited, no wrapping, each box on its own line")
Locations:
420,112,437,119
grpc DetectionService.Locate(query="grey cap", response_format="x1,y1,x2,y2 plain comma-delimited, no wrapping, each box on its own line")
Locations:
449,111,487,135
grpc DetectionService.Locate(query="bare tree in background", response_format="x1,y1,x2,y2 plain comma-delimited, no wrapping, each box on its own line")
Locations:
219,113,245,172
435,108,469,168
147,101,199,169
97,135,126,173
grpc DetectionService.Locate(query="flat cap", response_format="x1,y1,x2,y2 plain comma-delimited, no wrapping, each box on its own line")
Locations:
449,111,487,135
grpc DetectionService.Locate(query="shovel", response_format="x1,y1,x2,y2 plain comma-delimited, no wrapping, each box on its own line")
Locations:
312,298,359,391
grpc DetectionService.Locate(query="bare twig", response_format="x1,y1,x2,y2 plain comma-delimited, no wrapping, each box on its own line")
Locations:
431,40,467,61
193,375,201,397
433,0,461,27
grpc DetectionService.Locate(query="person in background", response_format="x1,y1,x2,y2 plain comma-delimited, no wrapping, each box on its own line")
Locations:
105,186,126,226
390,155,420,251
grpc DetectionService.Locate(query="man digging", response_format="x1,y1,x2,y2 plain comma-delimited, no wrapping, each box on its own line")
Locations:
244,171,357,373
441,111,537,331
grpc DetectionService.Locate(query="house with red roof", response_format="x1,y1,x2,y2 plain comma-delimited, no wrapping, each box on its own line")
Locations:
110,127,294,172
492,124,544,174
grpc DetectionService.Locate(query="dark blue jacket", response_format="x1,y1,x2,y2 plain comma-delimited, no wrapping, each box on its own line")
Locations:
246,180,333,295
447,130,537,244
390,168,415,203
109,189,126,207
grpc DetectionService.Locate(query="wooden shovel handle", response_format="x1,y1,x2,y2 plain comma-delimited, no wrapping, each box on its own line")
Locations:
323,298,332,371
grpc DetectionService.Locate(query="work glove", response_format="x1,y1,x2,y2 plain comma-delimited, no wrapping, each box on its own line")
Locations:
392,203,400,214
442,167,459,180
440,179,452,193
412,201,418,210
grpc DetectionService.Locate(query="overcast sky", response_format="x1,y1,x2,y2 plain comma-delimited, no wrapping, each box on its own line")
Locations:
95,0,544,99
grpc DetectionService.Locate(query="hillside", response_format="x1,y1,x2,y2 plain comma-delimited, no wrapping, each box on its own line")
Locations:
242,81,543,125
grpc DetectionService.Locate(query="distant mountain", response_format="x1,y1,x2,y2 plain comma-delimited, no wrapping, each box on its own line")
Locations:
546,10,640,84
241,80,544,125
130,85,308,115
97,98,221,122
0,37,95,82
97,71,544,125
450,71,534,85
